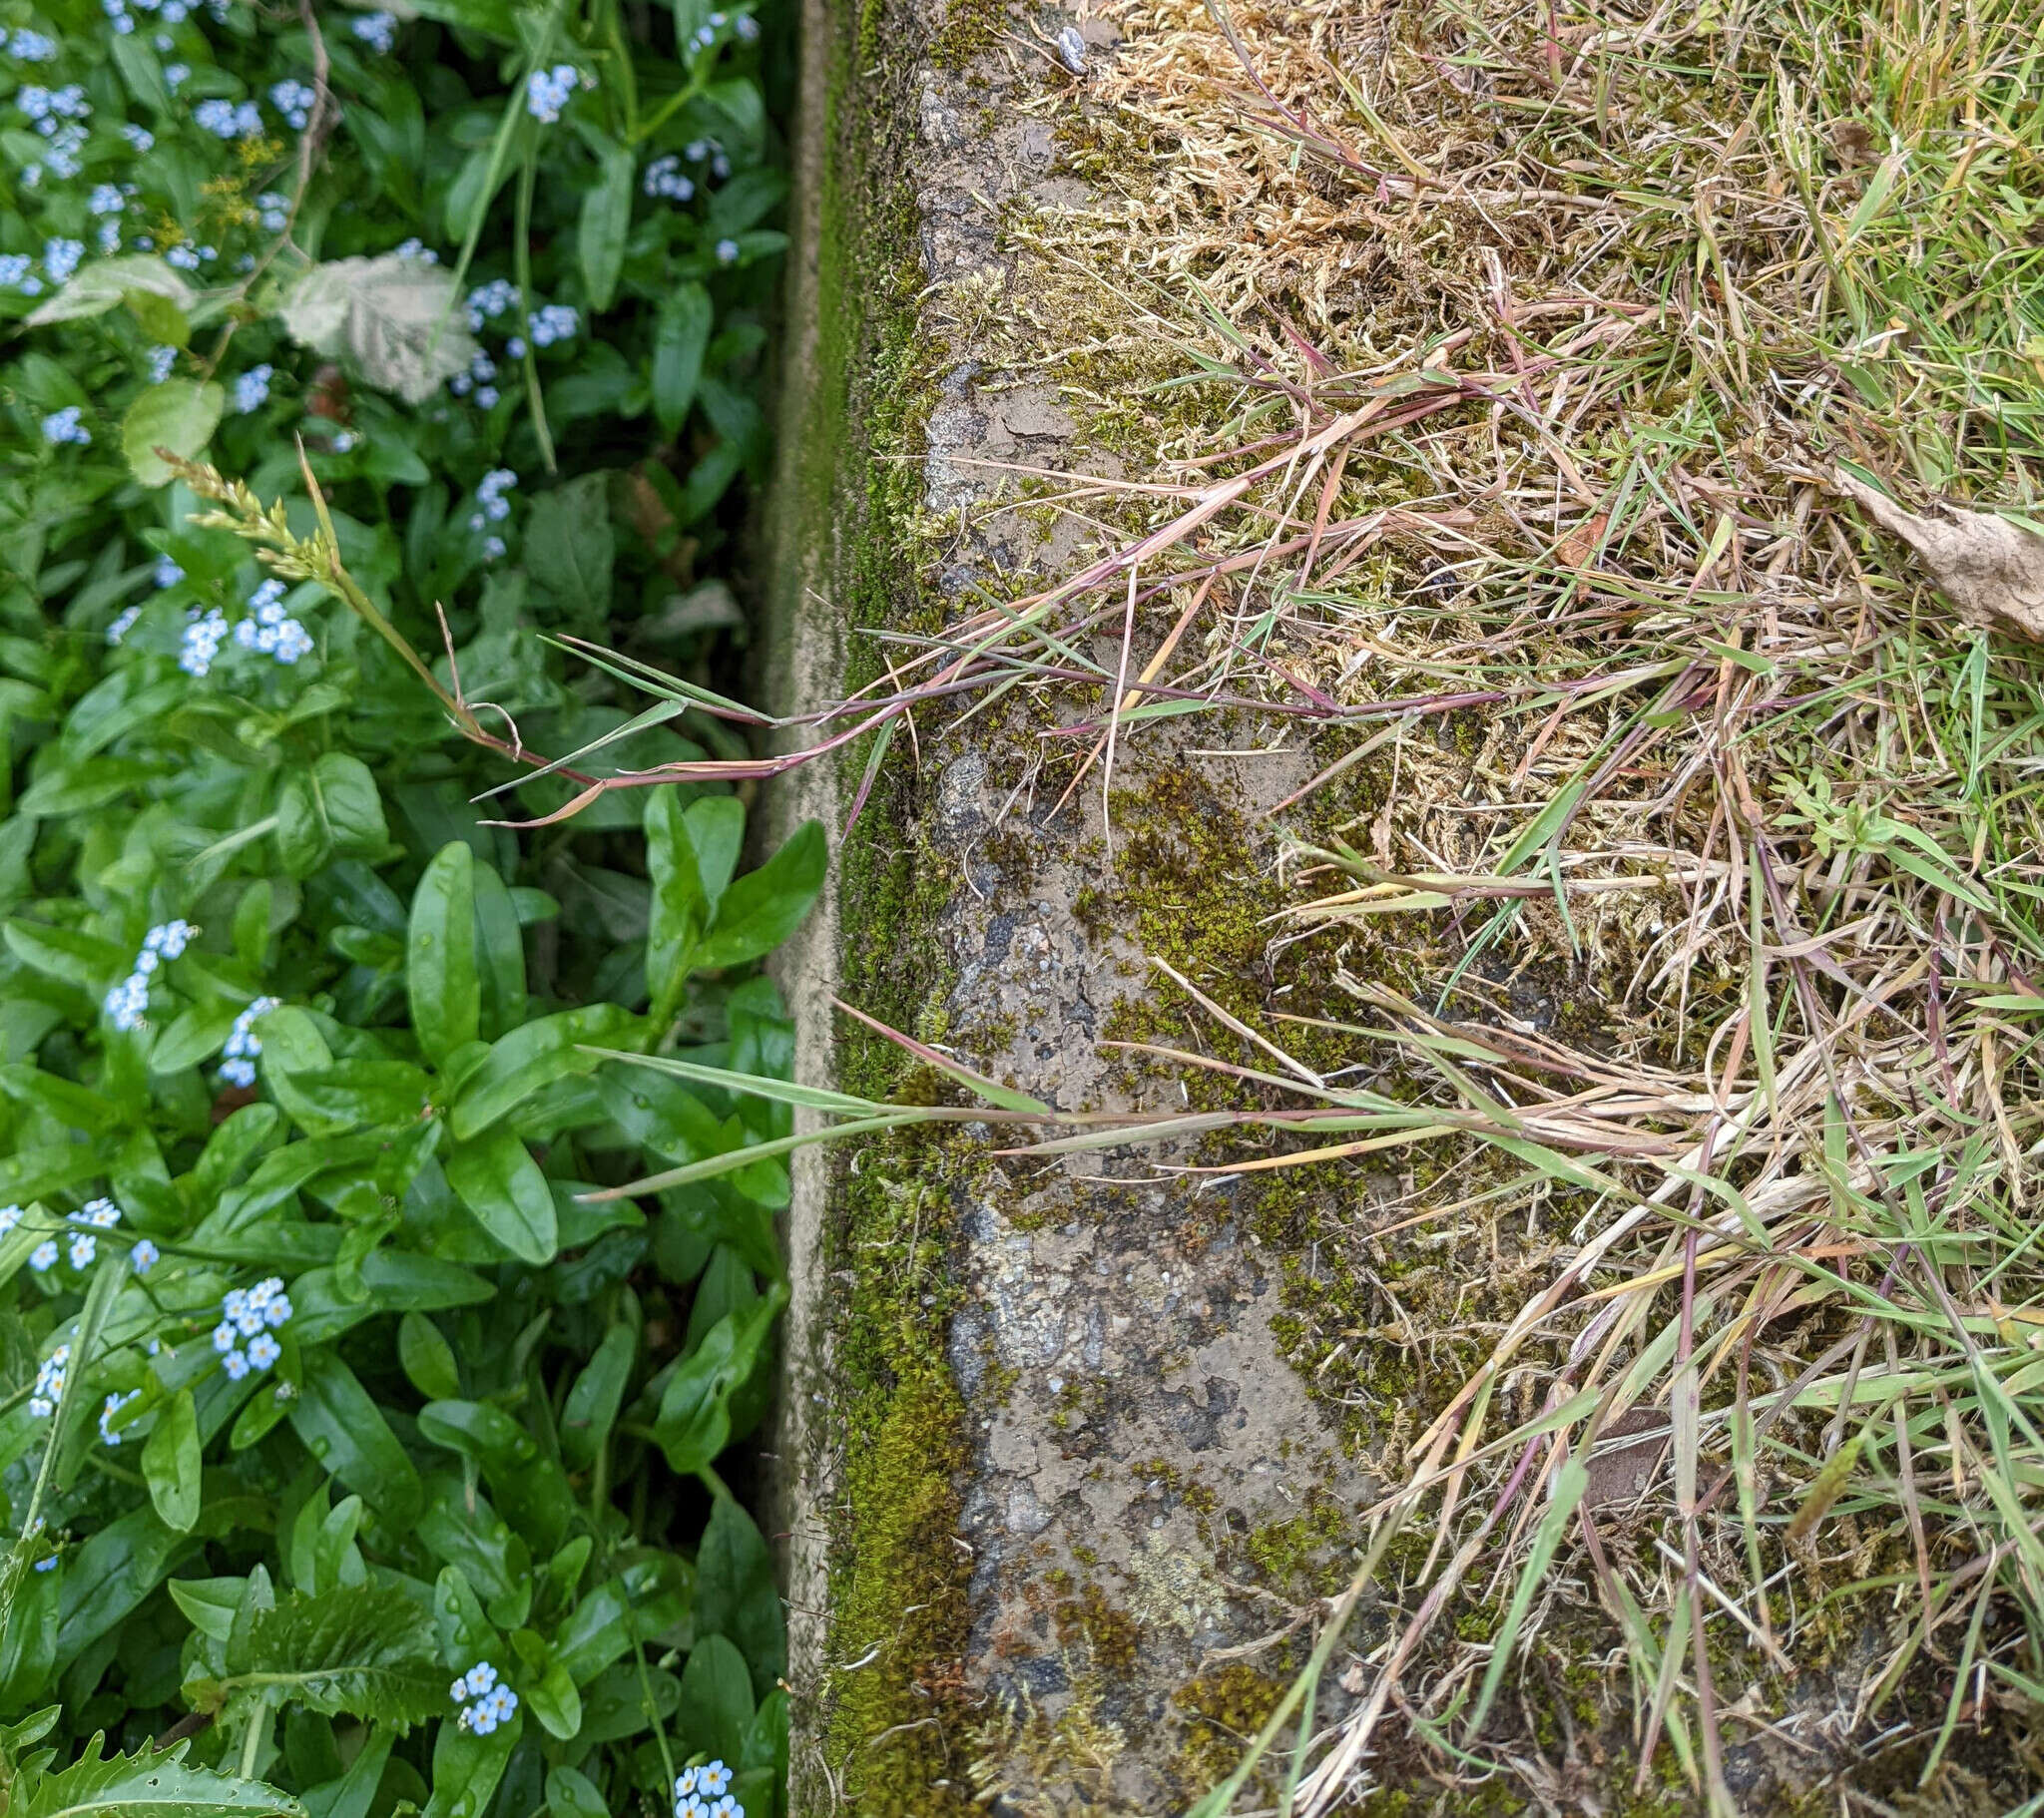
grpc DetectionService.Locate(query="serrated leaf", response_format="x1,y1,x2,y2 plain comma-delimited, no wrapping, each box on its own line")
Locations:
183,1584,444,1727
277,255,477,405
11,1732,300,1818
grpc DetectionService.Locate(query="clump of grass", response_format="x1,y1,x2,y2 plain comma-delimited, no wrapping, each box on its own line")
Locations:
935,0,2044,1808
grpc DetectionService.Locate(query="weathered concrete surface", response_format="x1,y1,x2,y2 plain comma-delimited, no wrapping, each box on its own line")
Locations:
759,0,1353,1809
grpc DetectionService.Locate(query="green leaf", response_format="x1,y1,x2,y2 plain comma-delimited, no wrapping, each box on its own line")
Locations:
300,1728,393,1818
277,755,388,878
651,1286,784,1474
9,1734,301,1818
552,1554,693,1684
122,379,225,489
524,475,613,623
288,1352,423,1527
470,859,526,1044
409,842,479,1066
415,1401,573,1556
168,1578,246,1644
399,1312,461,1401
523,1658,582,1741
58,1505,195,1660
445,1127,558,1264
420,1700,518,1818
695,820,825,971
447,1005,635,1141
578,137,636,312
142,1389,203,1534
645,788,708,1012
124,285,189,348
677,1633,753,1766
559,1325,635,1472
652,284,714,436
695,1494,785,1695
182,1585,445,1727
544,1765,608,1818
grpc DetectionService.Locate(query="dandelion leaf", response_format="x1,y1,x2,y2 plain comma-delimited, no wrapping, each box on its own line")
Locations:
182,1584,445,1728
7,1732,301,1818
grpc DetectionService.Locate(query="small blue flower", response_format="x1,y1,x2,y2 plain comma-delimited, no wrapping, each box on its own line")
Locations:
29,1239,58,1274
147,345,177,384
645,155,696,202
155,554,185,587
89,184,125,216
269,78,315,130
131,1238,160,1272
106,605,142,646
715,237,740,264
165,61,190,91
222,1348,250,1380
28,1346,67,1415
41,406,89,447
352,9,396,51
524,62,581,123
248,1331,279,1369
181,606,229,678
6,29,59,58
121,123,155,152
465,277,518,330
97,220,121,255
233,364,273,414
45,236,84,282
0,252,41,293
530,303,579,347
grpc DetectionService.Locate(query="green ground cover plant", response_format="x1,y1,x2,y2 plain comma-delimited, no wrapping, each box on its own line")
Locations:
0,0,806,1813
